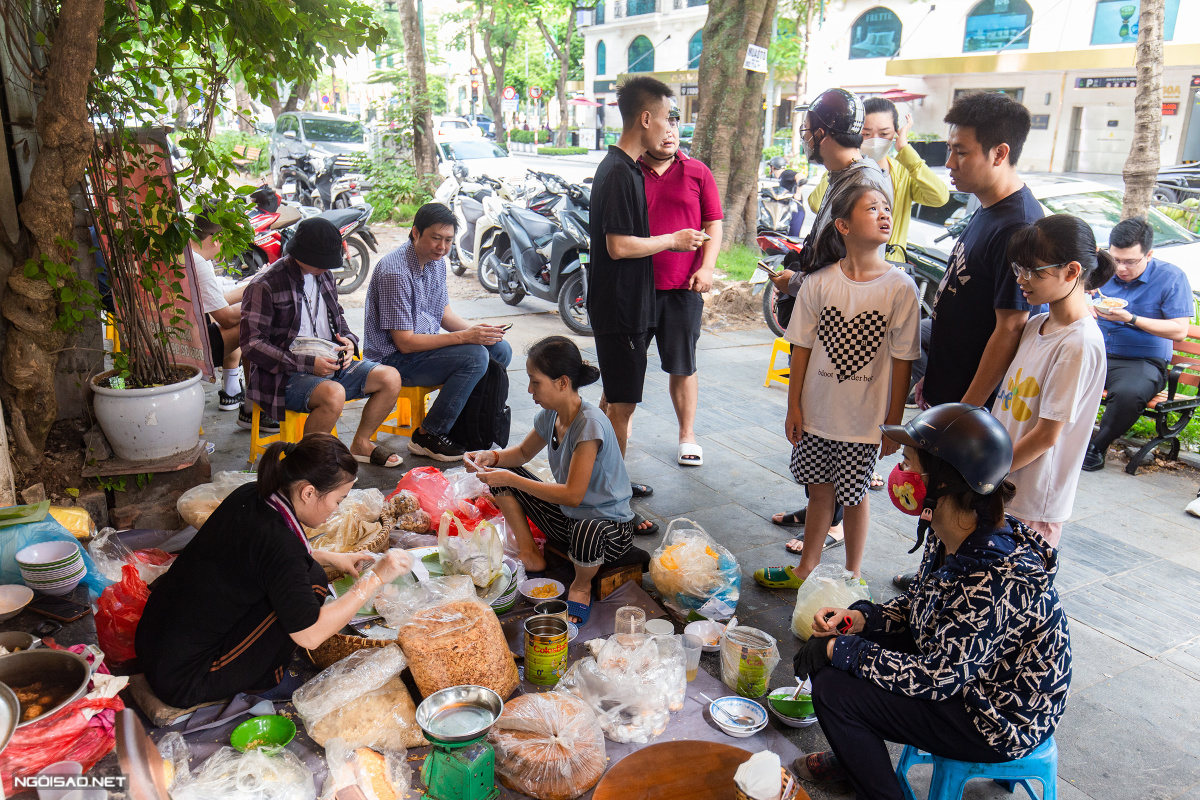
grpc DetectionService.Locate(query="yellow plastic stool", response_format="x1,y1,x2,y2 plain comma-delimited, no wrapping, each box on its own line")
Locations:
375,385,440,440
764,337,791,388
247,404,338,464
103,312,121,353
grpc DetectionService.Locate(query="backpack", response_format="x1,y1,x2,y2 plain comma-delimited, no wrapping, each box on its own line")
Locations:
447,358,511,450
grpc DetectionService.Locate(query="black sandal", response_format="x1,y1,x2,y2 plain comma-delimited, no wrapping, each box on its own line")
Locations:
772,509,807,527
632,513,659,536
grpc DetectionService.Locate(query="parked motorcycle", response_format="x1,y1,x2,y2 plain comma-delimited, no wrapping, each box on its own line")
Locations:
750,231,805,336
435,164,507,280
757,171,806,234
278,153,365,211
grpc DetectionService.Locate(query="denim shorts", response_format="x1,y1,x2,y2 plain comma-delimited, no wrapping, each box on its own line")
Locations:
284,358,379,413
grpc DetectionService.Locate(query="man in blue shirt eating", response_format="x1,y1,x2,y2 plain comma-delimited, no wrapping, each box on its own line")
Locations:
1085,217,1193,471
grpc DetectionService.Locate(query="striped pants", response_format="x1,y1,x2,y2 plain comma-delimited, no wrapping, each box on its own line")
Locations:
494,468,635,568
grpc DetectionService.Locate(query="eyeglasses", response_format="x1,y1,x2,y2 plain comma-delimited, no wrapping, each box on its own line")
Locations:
1111,256,1147,268
1010,261,1069,280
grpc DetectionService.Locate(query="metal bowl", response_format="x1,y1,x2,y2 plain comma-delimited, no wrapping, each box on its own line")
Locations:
415,685,504,744
0,682,18,753
0,632,35,653
0,649,91,727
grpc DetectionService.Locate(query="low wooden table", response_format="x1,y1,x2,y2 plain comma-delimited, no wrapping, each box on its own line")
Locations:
591,740,809,800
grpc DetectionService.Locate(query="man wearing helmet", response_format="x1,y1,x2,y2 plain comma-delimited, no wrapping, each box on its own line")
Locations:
789,404,1072,800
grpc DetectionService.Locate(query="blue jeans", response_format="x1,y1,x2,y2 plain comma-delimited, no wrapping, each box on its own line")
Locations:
381,341,511,436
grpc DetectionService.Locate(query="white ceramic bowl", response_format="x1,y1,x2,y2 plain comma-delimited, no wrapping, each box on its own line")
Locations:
0,586,33,623
22,571,84,596
15,541,80,569
519,578,565,604
685,619,726,652
709,695,768,738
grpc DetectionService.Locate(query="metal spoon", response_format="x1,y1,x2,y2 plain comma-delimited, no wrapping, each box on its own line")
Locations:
697,692,757,727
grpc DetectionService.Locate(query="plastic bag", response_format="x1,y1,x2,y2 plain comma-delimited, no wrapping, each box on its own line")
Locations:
157,731,192,791
390,530,438,549
720,622,780,698
380,490,430,533
437,512,503,588
444,467,488,501
489,693,607,800
649,518,740,621
171,746,315,800
388,468,501,533
556,635,680,744
321,739,409,800
48,506,95,539
380,576,520,699
310,489,386,553
88,528,174,584
791,563,872,640
293,646,427,750
290,336,341,360
95,563,151,664
176,470,259,529
0,515,110,596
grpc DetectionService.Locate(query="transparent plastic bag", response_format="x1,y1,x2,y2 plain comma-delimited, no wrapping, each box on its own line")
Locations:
321,739,409,800
390,530,439,549
171,746,315,800
444,467,488,501
489,693,606,800
176,471,258,529
48,506,95,539
380,576,519,698
293,646,426,750
720,623,780,698
791,563,872,640
556,636,677,744
437,512,503,588
649,518,741,621
88,528,174,585
290,336,341,361
157,731,191,791
380,491,428,532
310,489,386,553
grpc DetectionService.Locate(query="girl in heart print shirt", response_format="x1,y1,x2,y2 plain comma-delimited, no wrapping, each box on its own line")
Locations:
755,185,921,591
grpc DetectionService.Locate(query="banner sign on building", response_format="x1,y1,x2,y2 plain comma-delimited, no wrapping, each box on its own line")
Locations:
1076,76,1136,89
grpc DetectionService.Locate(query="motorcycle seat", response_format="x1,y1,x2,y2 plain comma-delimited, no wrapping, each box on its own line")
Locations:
460,197,486,225
270,205,302,230
318,208,364,228
512,206,558,239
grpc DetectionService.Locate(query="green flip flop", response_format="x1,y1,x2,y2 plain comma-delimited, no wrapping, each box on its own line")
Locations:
754,565,805,589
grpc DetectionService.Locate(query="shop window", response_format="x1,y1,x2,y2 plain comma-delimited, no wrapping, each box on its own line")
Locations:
1090,0,1179,45
688,30,703,69
849,7,902,60
597,40,607,75
963,0,1032,53
628,35,654,73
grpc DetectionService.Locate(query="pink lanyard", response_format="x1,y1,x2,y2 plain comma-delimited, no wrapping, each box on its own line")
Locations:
267,493,313,555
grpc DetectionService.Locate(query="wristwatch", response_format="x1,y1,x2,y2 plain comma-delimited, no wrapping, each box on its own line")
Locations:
1128,313,1139,327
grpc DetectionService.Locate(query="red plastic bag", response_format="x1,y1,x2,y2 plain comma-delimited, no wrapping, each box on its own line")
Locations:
389,467,452,527
95,563,151,664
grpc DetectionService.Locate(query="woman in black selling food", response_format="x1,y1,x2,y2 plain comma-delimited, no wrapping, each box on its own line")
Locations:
136,434,411,707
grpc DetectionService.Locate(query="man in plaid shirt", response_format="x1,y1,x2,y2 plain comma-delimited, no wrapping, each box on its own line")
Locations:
240,217,404,468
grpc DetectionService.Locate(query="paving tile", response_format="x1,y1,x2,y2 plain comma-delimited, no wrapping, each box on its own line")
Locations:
1077,660,1200,759
1054,697,1200,800
1160,637,1200,682
705,425,793,460
1076,505,1200,568
687,446,797,499
1065,620,1151,692
1054,526,1160,596
628,469,733,519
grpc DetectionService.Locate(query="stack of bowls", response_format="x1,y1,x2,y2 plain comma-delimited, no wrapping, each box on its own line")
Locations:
490,565,520,615
16,541,85,596
709,695,768,738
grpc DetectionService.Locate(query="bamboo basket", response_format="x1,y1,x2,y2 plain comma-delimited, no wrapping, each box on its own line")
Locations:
734,767,800,800
320,524,391,581
309,525,396,669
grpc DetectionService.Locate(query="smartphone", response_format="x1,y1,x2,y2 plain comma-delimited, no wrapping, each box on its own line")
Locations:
30,595,91,623
758,261,782,278
463,452,481,471
498,323,514,332
699,232,712,242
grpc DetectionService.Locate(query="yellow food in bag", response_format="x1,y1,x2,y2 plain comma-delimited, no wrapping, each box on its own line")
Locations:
49,506,95,540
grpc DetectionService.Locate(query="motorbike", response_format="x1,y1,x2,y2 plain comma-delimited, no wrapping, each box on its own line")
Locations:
241,185,378,293
486,197,592,335
435,165,507,281
757,172,806,234
278,153,365,211
750,230,805,336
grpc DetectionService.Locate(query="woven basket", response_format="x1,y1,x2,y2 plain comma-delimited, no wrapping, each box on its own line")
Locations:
734,768,799,800
306,631,396,670
320,525,391,581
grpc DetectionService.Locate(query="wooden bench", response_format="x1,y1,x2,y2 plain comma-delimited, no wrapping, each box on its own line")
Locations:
1106,324,1200,474
543,542,651,601
231,144,262,171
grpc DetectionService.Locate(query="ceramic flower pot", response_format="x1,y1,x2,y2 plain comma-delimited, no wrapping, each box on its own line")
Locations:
91,367,205,461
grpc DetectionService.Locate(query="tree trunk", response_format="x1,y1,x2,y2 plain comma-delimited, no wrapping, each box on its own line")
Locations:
474,9,510,147
1121,0,1165,219
398,0,439,191
233,81,254,133
536,15,576,148
282,82,309,114
791,0,813,155
0,0,105,473
692,0,777,246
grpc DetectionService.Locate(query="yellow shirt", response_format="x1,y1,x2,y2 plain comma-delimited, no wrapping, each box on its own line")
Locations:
807,145,950,252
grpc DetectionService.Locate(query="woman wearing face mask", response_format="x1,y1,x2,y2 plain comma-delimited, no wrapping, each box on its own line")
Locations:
991,215,1114,547
789,404,1071,800
806,97,949,255
136,434,413,707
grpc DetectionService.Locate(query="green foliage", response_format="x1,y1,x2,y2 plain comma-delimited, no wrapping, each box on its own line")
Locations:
762,145,785,160
716,244,762,281
391,203,424,225
211,131,270,173
22,238,102,333
361,160,431,224
538,146,587,156
510,129,552,144
95,473,153,493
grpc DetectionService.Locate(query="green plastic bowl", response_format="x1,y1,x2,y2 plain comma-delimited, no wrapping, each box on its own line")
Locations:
769,690,814,719
230,715,296,751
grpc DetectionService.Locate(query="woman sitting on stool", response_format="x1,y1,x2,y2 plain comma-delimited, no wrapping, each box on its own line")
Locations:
466,336,635,625
790,404,1072,800
136,434,412,708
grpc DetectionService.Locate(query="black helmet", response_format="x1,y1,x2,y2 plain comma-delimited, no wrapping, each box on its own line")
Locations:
778,169,798,191
769,156,787,170
807,88,865,136
881,403,1012,494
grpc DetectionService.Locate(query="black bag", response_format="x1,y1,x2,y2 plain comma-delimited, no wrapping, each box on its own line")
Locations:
447,357,511,450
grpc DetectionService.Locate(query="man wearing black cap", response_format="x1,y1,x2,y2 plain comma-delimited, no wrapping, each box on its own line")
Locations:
240,217,404,467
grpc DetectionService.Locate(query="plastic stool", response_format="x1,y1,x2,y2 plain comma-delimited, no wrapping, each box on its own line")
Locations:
895,745,933,800
375,384,440,439
247,404,338,464
764,337,791,388
896,737,1057,800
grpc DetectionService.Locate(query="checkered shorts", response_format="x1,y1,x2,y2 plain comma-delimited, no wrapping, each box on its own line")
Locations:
789,432,880,505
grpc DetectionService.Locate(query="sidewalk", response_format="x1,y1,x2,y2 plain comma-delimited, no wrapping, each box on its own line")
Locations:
200,272,1200,800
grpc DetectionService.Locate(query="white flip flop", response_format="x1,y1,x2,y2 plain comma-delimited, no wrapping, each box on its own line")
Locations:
677,442,704,467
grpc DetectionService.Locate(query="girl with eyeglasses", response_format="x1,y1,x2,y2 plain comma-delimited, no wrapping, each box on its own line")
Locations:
990,214,1116,546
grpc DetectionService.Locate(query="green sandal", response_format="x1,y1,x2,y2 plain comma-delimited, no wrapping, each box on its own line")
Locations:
754,565,805,589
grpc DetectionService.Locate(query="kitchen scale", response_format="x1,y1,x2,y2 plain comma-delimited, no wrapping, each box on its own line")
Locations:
415,685,505,800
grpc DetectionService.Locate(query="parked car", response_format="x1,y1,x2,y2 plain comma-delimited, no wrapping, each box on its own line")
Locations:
270,112,366,187
437,139,526,182
902,171,1200,309
465,114,495,138
433,115,483,141
1153,162,1200,204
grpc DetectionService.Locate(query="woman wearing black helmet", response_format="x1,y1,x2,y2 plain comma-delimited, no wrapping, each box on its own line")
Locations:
790,403,1072,800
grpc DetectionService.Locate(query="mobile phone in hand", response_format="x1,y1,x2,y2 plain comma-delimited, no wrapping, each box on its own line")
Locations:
699,232,712,242
759,262,782,278
498,323,514,332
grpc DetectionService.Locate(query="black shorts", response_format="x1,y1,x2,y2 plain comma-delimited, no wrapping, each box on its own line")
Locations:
595,331,653,404
654,289,703,376
207,318,225,365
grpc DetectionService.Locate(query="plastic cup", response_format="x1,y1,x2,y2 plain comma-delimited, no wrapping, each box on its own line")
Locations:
681,634,703,682
615,605,646,634
644,618,674,636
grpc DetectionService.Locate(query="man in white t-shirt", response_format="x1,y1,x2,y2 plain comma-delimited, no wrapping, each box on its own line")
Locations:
190,217,251,415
